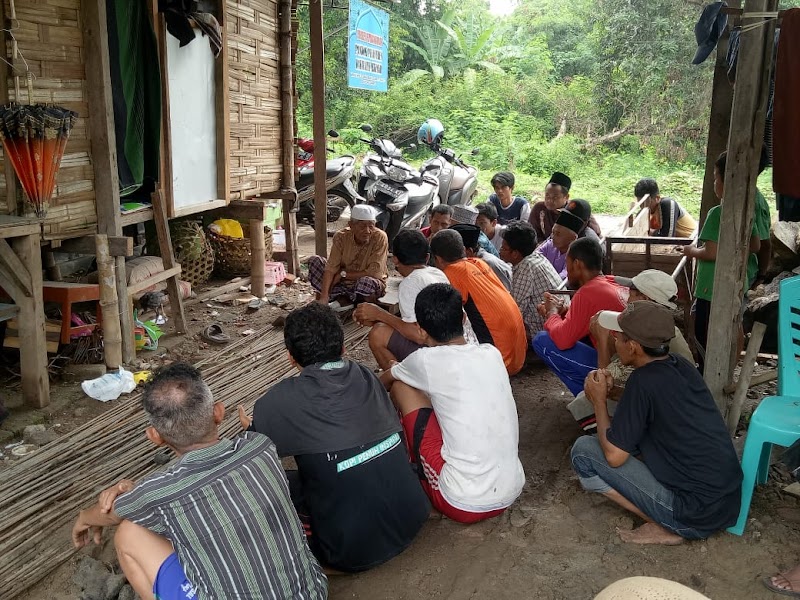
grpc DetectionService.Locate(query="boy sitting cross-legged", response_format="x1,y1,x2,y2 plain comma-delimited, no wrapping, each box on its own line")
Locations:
380,283,525,524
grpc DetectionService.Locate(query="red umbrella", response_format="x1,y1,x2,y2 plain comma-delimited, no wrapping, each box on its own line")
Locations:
0,103,77,218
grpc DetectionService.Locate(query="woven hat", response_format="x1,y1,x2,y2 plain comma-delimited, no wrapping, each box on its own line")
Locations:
595,576,710,599
351,204,378,221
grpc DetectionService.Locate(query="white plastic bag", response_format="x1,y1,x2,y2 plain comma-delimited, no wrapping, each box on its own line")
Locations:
81,367,137,402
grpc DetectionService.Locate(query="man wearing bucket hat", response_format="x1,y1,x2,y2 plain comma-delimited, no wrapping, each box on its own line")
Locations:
530,172,602,243
567,270,694,433
570,301,742,545
308,204,388,312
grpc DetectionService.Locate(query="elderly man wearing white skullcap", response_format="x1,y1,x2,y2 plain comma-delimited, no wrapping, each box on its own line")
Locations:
307,204,388,311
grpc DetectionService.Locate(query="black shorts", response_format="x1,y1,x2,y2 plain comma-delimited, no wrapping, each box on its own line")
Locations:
387,330,423,362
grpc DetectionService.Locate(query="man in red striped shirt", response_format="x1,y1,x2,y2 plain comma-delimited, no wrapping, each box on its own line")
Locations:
532,238,628,395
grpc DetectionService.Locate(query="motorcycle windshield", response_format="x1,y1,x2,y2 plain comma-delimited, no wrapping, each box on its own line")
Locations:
376,139,402,158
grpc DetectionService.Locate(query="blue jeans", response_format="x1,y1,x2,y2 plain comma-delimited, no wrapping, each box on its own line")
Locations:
570,436,712,540
532,331,597,396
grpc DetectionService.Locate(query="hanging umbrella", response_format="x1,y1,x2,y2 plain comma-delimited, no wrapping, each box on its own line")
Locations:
0,103,77,218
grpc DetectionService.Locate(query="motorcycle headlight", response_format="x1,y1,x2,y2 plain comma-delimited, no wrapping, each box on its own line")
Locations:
387,166,409,183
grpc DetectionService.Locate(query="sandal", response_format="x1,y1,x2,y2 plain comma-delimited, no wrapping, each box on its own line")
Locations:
201,323,230,345
763,574,800,598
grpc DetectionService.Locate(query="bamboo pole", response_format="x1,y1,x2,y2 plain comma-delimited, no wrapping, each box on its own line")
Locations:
279,0,299,274
250,220,266,297
726,322,767,434
309,0,327,258
95,233,122,369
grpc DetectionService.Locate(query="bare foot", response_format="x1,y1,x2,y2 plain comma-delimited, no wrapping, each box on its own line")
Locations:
764,563,800,596
616,522,685,546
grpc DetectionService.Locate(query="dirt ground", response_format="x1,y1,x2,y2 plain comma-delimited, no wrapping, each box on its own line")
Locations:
6,224,800,600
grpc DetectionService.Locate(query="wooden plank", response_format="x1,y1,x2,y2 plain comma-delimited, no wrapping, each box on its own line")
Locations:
216,2,232,204
207,198,268,221
0,0,18,215
120,207,155,227
57,235,133,257
0,215,41,238
151,190,187,333
704,0,778,412
700,0,739,227
0,303,18,322
184,276,251,306
11,233,49,407
125,266,182,297
151,2,176,217
173,199,228,218
604,236,694,246
0,238,32,297
309,0,327,258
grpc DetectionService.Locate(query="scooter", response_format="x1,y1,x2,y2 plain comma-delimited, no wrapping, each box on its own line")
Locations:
295,130,363,229
420,143,480,206
357,124,439,246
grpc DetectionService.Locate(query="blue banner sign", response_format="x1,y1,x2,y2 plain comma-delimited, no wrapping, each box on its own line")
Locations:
348,0,389,92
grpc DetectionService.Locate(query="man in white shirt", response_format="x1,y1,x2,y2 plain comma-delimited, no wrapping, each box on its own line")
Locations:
380,283,525,523
354,229,449,370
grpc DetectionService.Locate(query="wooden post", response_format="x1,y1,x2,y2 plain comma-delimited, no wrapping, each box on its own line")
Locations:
250,220,266,297
95,234,123,370
699,0,739,226
12,233,49,407
726,322,766,434
82,0,136,364
280,0,299,274
703,0,778,412
309,0,327,258
151,190,187,334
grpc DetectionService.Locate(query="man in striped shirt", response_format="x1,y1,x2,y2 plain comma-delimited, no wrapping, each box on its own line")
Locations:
71,363,327,600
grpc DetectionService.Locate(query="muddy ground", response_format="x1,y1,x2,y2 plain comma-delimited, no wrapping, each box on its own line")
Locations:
5,224,800,600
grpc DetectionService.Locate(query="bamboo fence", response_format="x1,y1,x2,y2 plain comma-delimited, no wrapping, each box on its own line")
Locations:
227,0,284,200
1,0,96,226
0,321,369,599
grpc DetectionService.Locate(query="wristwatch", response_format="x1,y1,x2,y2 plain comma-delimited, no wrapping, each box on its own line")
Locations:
340,270,347,280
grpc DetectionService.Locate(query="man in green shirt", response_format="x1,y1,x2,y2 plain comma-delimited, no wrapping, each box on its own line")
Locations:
683,151,762,364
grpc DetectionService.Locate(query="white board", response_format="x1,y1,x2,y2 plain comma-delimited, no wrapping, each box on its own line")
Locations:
166,30,218,212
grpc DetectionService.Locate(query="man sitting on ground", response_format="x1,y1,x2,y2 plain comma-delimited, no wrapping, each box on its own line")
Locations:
431,229,527,375
475,202,506,252
380,283,525,523
353,229,450,370
536,199,596,279
72,363,327,599
488,171,531,224
421,204,455,240
532,237,628,395
636,178,696,238
530,172,602,243
451,223,512,291
570,301,742,545
308,204,387,311
567,270,694,433
499,221,561,340
242,303,429,572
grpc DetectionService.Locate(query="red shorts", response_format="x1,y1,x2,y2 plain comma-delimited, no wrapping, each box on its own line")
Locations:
401,408,506,524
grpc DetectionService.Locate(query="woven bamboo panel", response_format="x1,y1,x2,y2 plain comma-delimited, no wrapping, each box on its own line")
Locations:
227,0,284,199
0,0,96,227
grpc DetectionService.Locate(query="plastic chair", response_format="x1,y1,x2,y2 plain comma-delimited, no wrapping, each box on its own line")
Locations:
728,276,800,536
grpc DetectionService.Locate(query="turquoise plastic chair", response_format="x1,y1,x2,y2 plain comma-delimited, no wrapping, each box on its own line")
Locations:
728,276,800,536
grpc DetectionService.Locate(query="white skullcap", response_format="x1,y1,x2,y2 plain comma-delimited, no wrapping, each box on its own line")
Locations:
350,204,378,222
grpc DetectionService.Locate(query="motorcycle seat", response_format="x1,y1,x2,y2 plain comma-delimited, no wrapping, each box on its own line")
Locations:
297,158,351,186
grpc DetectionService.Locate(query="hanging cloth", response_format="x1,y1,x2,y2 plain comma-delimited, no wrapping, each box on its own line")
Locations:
773,8,800,198
159,0,223,57
107,0,162,197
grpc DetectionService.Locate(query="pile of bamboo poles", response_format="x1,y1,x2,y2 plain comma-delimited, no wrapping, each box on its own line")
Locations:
0,322,368,599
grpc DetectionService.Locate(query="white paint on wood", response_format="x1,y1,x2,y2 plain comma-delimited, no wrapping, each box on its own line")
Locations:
166,30,218,211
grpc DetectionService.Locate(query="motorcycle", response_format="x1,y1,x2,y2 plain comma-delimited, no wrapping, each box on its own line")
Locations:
295,130,363,230
357,124,439,246
420,143,480,206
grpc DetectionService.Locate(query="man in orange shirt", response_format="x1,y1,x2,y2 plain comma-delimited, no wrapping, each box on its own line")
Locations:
430,229,526,375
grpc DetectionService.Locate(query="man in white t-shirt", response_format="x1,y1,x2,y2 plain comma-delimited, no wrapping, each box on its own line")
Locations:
379,283,525,523
354,229,449,370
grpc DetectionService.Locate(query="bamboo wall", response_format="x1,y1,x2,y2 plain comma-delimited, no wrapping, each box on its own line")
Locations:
0,0,97,236
227,0,283,200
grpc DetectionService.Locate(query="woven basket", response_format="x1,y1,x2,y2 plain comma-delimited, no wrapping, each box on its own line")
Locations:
171,221,215,286
208,225,274,277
